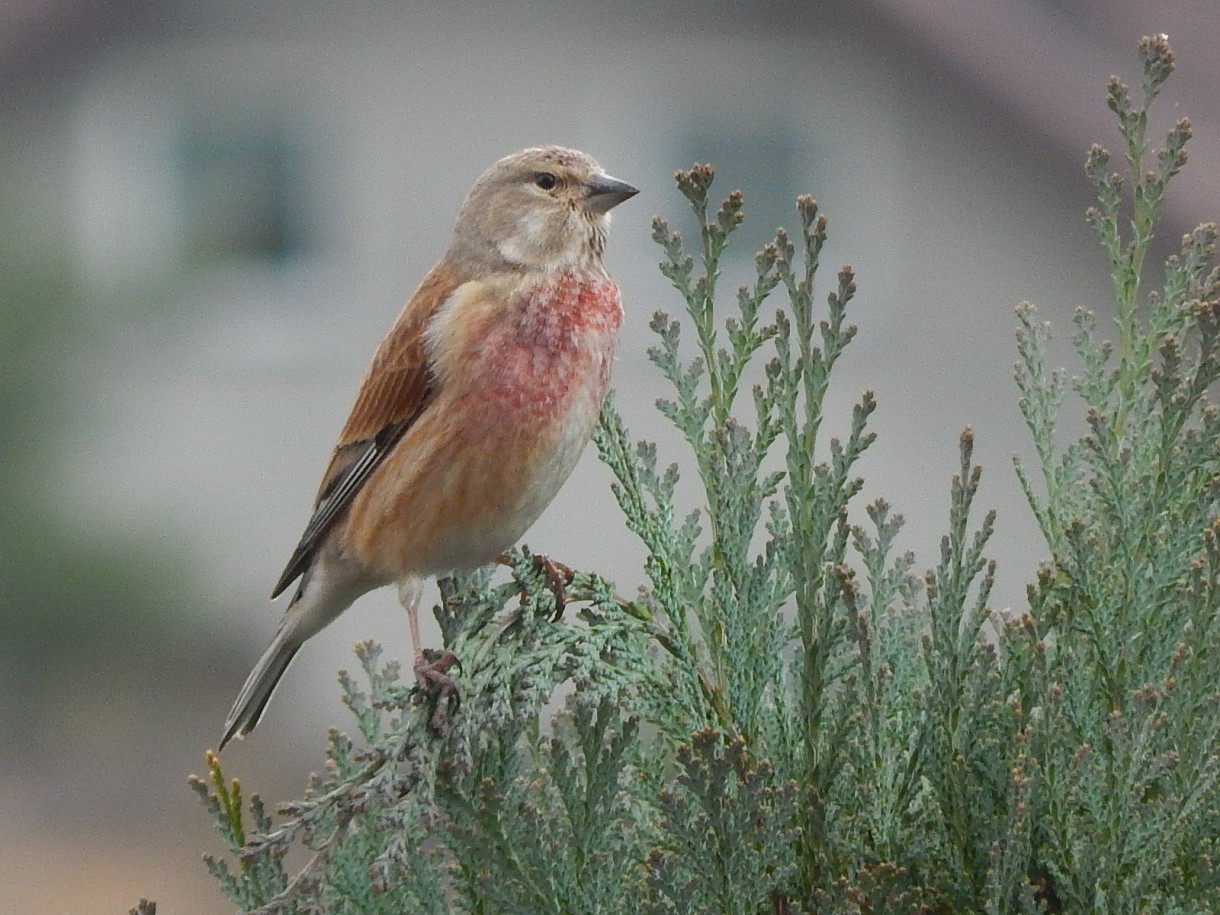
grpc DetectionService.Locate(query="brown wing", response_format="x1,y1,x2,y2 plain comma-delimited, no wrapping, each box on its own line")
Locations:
269,264,461,598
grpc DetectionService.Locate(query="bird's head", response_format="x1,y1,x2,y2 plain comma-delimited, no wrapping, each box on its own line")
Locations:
448,146,638,273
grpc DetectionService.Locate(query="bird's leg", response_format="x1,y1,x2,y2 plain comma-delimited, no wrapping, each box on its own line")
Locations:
398,578,460,697
495,551,574,619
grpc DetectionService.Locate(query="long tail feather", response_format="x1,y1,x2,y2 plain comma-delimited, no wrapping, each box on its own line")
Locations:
219,634,300,749
219,559,369,749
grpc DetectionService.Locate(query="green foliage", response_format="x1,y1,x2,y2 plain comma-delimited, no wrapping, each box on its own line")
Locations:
189,752,292,912
643,730,799,915
188,35,1218,915
1012,33,1220,915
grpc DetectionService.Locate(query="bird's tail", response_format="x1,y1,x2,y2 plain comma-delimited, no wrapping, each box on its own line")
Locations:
219,562,368,750
220,630,300,749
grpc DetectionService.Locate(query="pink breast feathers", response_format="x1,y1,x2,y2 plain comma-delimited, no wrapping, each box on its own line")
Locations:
486,272,623,422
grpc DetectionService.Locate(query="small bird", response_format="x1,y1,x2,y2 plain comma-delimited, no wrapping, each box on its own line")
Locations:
220,146,637,748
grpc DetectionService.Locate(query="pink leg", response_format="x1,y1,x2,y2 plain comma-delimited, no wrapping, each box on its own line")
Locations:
398,578,460,720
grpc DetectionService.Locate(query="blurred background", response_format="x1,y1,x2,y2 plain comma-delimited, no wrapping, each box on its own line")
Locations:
1,0,1217,910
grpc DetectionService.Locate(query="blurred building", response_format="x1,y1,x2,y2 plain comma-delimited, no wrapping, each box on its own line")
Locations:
1,1,1216,911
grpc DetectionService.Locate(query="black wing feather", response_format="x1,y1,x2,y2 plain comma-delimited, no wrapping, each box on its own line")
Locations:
269,417,415,599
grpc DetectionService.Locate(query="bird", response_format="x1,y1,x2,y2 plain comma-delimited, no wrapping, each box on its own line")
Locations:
220,146,637,748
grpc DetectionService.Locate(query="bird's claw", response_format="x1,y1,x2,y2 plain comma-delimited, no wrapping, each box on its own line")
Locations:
495,551,574,619
532,553,573,620
415,648,461,732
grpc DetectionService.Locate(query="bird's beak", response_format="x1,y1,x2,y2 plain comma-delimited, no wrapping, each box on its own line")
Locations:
584,174,639,214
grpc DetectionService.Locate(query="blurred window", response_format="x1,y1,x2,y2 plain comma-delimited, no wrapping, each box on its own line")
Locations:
177,123,311,266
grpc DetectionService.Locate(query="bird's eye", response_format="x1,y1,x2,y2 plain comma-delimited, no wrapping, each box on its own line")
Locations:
534,172,557,190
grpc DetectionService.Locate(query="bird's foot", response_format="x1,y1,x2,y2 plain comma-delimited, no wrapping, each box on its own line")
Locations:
495,551,574,619
532,553,573,619
414,648,461,732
